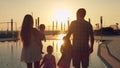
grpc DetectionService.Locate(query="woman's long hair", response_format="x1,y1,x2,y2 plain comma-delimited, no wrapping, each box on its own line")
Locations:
20,14,33,46
63,36,71,45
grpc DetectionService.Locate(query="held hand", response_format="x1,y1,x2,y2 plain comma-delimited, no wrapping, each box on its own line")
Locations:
44,39,46,42
89,47,93,54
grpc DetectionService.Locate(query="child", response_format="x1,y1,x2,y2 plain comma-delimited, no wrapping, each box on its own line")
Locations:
40,45,56,68
38,24,46,54
57,36,72,68
38,24,46,42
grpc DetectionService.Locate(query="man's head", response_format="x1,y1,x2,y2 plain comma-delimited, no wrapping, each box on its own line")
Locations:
77,8,86,19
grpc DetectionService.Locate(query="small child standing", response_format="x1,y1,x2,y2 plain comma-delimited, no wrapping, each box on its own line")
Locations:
57,36,72,68
40,45,56,68
38,24,46,54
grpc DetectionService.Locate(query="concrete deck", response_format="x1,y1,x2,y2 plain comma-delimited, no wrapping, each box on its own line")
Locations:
95,36,120,68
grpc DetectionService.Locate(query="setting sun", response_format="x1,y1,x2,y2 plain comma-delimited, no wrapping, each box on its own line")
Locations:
52,10,70,23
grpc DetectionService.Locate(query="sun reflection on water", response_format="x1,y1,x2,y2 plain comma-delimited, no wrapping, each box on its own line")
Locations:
57,34,65,47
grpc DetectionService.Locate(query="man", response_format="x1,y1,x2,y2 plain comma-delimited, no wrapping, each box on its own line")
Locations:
66,8,94,68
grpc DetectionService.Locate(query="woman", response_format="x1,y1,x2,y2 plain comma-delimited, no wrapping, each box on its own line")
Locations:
20,14,42,68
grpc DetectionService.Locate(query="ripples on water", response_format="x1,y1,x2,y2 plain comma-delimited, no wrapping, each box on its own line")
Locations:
0,35,107,68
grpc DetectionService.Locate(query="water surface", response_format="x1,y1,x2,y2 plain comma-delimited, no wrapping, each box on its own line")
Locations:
0,35,107,68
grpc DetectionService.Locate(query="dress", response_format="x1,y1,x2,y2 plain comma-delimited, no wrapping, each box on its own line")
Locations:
21,31,42,63
57,44,72,68
43,54,56,68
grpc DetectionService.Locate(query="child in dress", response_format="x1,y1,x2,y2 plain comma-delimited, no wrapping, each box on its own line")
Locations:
40,45,56,68
57,36,72,68
38,24,46,54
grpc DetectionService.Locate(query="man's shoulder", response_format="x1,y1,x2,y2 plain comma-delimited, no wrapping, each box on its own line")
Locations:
83,20,92,26
71,19,89,23
70,20,92,28
71,20,77,23
70,20,78,26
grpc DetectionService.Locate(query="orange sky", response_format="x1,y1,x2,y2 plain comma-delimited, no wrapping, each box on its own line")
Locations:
0,0,120,30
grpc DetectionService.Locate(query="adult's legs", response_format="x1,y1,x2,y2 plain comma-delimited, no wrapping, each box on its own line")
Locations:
81,54,89,68
34,61,40,68
27,63,32,68
73,53,81,68
82,61,88,68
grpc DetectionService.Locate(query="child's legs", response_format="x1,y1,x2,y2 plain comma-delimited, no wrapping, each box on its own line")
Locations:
34,61,40,68
27,62,32,68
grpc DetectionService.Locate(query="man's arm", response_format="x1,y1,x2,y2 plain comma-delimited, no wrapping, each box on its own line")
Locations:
66,22,73,38
66,31,72,39
89,24,94,54
39,56,45,67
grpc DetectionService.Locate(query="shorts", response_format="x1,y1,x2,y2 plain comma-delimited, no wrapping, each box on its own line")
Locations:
73,52,89,67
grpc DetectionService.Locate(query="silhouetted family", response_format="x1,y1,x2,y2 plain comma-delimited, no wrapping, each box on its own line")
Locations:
20,8,94,68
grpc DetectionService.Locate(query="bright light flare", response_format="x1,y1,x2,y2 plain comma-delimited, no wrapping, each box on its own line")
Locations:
57,34,65,47
52,10,70,23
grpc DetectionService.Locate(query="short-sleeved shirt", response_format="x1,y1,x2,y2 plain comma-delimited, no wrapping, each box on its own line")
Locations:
68,19,93,53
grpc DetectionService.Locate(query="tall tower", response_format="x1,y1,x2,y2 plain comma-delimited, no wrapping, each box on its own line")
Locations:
38,17,40,28
67,17,70,30
52,21,54,31
56,21,58,30
64,23,65,31
11,19,13,32
61,22,63,31
35,19,38,28
100,16,103,29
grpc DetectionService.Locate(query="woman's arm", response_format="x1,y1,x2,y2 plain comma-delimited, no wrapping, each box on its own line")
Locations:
39,56,45,67
33,28,42,40
53,56,56,68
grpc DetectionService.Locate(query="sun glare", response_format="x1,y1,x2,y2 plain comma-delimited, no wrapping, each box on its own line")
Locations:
52,10,70,23
57,34,65,47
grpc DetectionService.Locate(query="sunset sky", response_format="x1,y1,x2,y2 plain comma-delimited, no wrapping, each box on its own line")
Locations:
0,0,120,30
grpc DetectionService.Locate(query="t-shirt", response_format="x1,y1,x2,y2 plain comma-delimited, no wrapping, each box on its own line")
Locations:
68,19,93,52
